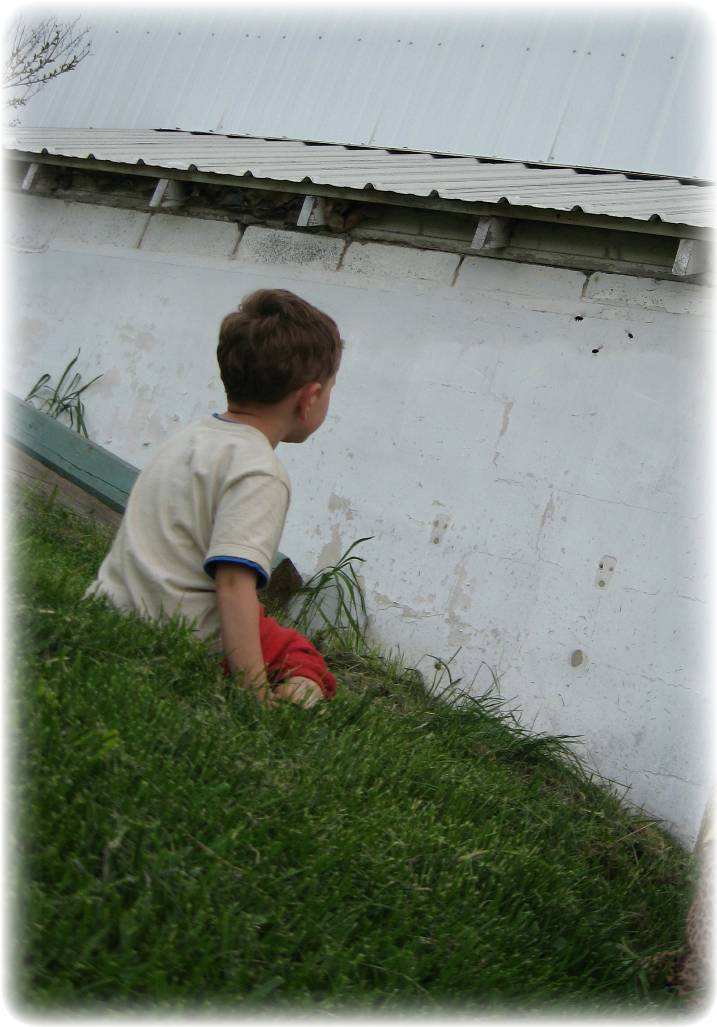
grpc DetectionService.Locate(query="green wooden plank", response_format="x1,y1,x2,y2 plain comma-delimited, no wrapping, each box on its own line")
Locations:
6,392,138,512
5,391,289,571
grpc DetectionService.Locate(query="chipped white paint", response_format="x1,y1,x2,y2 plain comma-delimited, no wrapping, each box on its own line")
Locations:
5,193,711,846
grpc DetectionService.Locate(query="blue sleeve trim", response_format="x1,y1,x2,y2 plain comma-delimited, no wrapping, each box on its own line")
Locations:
204,556,269,589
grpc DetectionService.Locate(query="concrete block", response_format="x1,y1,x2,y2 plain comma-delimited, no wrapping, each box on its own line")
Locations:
235,226,344,270
583,271,712,316
419,209,475,242
5,193,66,250
341,240,460,283
456,254,585,301
7,160,32,190
54,202,149,249
368,206,423,235
140,213,239,258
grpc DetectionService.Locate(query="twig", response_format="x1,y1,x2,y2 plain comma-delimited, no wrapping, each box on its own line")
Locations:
185,831,244,874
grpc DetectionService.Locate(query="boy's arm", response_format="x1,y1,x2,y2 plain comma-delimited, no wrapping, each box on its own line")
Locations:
214,563,271,703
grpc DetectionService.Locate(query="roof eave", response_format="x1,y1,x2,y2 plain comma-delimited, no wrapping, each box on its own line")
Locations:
5,147,710,241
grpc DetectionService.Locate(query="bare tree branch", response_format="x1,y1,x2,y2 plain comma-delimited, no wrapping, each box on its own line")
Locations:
4,16,91,113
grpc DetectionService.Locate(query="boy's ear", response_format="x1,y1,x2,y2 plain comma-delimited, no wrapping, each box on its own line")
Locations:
296,382,322,420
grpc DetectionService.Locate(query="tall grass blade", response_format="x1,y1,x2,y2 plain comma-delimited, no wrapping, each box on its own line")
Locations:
23,350,102,438
288,536,373,651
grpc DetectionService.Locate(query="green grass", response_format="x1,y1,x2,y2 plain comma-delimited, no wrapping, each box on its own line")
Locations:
8,491,699,1016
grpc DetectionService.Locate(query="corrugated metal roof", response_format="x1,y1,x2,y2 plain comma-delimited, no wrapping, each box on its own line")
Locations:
10,8,713,181
5,128,713,230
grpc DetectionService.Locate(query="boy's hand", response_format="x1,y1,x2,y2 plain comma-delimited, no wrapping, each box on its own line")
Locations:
272,676,324,709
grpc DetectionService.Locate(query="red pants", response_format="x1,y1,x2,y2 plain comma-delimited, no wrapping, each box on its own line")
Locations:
222,606,337,699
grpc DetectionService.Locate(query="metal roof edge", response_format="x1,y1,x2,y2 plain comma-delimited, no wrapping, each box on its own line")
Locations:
156,127,713,186
3,128,713,234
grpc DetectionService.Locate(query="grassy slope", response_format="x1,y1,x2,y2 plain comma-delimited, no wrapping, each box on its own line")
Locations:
8,493,696,1015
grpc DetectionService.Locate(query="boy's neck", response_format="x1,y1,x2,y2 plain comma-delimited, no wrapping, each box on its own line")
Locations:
218,406,288,449
219,377,328,448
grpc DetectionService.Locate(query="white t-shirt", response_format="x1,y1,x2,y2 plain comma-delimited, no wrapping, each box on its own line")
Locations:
85,415,291,645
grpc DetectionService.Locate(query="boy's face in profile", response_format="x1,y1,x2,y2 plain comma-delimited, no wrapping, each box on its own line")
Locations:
309,369,339,434
284,366,339,444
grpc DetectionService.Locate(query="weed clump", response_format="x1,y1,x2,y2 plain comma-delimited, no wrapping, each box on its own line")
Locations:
24,350,103,437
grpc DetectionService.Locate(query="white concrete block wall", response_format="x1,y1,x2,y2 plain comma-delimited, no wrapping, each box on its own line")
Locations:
7,193,67,250
53,203,150,250
455,255,587,301
236,226,345,270
341,240,461,283
5,193,712,846
140,212,240,258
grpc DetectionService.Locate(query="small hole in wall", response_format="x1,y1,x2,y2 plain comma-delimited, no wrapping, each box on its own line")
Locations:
627,332,634,339
574,315,584,321
592,348,601,354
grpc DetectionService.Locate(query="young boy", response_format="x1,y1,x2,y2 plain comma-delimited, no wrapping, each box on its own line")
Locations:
85,288,342,708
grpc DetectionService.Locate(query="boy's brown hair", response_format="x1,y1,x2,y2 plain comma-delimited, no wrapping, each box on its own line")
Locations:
217,289,343,406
